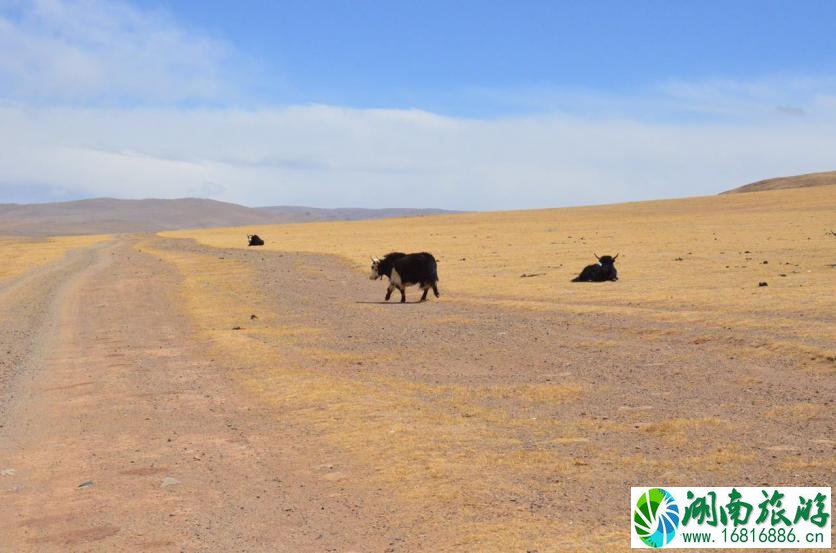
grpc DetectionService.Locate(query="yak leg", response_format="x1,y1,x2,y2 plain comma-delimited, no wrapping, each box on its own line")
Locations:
385,283,395,301
419,287,429,302
432,282,439,297
399,286,406,303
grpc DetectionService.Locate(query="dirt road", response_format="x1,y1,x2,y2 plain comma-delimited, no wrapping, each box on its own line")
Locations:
0,240,396,551
0,237,833,551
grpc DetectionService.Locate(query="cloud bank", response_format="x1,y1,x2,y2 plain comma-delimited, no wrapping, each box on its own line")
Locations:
1,1,835,209
0,0,236,103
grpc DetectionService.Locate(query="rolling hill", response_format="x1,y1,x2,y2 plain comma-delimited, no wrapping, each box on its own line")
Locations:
722,170,836,194
0,198,458,235
5,167,832,236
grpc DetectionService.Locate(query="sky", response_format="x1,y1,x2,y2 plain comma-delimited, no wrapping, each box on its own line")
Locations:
1,0,835,209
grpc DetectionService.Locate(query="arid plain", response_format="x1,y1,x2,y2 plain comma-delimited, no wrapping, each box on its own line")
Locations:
1,186,834,551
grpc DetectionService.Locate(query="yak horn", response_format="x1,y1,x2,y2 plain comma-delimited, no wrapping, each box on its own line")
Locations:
613,253,619,260
594,252,600,260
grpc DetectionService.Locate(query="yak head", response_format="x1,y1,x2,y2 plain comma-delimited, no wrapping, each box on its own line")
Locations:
594,253,618,267
369,257,382,280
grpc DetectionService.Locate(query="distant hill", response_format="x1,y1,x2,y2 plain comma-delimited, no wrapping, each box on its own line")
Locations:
723,170,836,194
0,198,276,235
0,198,459,235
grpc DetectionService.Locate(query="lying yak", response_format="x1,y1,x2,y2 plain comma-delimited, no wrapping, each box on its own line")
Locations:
572,253,618,282
370,252,440,303
247,234,264,246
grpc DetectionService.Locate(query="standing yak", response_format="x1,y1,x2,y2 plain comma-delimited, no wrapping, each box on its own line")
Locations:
572,253,619,282
370,252,440,303
247,234,264,246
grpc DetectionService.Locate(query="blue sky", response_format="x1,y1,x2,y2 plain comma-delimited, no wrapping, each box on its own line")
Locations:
1,0,835,207
138,0,836,112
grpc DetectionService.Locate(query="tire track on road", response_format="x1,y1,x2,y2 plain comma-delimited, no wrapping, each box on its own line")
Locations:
0,238,393,552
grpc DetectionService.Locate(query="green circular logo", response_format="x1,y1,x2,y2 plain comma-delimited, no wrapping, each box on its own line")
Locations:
634,488,680,548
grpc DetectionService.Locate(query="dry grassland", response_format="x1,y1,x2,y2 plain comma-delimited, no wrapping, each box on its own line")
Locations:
0,234,110,283
165,186,836,364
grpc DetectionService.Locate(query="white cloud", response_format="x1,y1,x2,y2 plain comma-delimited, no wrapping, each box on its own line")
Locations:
2,102,835,209
656,75,836,120
0,0,236,103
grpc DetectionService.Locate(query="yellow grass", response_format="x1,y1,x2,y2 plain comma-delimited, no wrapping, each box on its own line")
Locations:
164,186,836,362
765,402,828,422
778,458,836,472
0,234,111,283
640,418,731,446
629,445,757,475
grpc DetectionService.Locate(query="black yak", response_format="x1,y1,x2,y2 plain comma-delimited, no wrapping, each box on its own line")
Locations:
572,253,618,282
370,252,440,303
247,234,264,246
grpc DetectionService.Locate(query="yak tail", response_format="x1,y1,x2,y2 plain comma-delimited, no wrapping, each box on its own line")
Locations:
430,258,439,282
